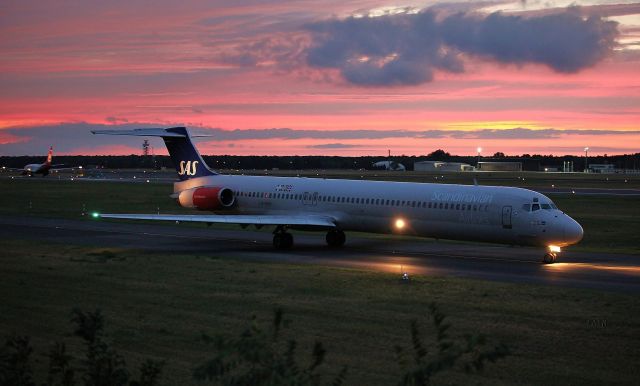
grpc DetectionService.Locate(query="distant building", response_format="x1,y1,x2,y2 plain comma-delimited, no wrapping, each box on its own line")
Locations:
414,161,473,172
372,160,406,171
589,164,615,173
477,161,522,172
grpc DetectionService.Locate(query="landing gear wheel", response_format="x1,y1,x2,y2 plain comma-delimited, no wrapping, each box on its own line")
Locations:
543,252,557,264
326,230,346,247
273,226,293,250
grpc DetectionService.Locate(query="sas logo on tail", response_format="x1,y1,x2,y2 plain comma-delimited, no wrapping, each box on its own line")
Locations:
178,160,199,176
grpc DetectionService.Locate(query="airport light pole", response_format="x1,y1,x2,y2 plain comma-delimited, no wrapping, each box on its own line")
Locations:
584,147,589,173
476,147,482,170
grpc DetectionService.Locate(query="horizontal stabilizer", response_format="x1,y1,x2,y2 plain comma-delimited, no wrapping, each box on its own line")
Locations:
92,128,211,137
92,128,185,137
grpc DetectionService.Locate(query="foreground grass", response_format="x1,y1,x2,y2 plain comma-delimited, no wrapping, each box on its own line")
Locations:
1,178,639,254
1,240,639,385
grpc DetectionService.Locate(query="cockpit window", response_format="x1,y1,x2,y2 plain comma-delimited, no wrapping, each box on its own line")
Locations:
541,204,551,210
532,204,540,211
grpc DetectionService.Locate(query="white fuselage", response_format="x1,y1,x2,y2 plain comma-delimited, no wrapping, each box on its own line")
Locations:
174,174,583,248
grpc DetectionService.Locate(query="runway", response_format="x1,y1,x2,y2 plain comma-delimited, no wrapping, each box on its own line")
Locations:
1,215,638,293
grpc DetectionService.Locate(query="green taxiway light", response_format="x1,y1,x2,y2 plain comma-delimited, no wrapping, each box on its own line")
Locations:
91,212,100,218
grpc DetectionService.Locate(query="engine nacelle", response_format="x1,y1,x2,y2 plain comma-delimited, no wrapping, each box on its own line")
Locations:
178,187,235,211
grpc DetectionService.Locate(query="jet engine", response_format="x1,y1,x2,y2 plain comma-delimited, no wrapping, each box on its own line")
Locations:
178,187,235,210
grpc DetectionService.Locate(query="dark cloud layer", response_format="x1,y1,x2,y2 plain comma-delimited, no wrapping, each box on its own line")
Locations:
1,123,638,155
304,8,618,85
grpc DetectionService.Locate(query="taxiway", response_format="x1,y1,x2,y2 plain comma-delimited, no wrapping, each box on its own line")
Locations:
1,215,638,293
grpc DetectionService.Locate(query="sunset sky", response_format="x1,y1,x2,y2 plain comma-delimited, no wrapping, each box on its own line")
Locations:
1,0,639,157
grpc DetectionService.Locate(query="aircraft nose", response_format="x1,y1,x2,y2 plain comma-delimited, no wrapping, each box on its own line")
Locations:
564,217,584,245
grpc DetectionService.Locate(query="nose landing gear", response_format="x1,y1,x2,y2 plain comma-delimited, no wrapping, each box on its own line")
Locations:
543,252,557,264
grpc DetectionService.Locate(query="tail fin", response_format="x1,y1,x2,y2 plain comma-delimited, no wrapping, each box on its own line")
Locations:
91,127,216,181
46,146,53,165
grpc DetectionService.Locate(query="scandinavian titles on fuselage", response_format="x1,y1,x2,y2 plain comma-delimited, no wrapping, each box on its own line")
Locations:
432,192,493,204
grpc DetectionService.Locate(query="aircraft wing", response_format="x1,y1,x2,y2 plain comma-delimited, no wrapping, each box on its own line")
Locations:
96,213,337,228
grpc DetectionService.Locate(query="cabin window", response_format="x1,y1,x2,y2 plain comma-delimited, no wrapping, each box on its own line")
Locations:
456,204,460,210
473,205,477,211
365,198,369,204
438,203,443,209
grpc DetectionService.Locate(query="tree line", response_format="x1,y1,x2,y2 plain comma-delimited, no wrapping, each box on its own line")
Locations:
2,151,639,171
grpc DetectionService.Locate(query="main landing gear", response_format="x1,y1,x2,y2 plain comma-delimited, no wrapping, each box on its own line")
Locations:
325,229,346,247
543,252,557,264
271,227,346,250
273,226,293,250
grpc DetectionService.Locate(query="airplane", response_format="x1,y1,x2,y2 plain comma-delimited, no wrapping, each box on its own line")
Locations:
15,146,71,176
91,127,583,264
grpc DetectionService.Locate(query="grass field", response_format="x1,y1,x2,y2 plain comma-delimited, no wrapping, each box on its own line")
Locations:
1,175,639,385
1,240,639,385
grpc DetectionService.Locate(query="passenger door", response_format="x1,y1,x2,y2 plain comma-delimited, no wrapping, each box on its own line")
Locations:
502,206,512,229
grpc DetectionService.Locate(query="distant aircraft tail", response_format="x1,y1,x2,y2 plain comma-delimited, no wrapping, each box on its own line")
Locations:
46,146,53,165
91,127,217,181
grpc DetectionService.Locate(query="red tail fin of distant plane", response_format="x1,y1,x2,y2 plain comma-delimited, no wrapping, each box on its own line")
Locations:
46,146,53,165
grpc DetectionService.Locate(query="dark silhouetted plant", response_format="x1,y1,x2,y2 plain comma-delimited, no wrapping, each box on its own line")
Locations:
46,341,75,386
71,309,129,386
130,359,165,386
193,308,347,385
0,334,35,386
395,303,510,386
1,309,163,386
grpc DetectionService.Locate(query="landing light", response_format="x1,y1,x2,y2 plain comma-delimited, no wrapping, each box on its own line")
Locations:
395,218,406,230
549,245,561,253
